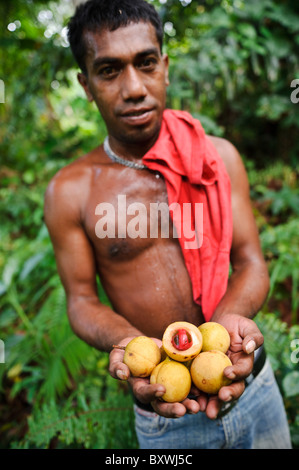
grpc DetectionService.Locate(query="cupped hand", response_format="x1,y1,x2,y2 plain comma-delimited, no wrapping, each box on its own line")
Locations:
130,376,201,418
109,335,163,380
108,336,135,381
108,316,264,420
108,335,201,418
197,313,264,419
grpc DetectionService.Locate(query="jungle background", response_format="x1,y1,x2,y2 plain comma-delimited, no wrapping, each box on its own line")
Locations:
0,0,298,449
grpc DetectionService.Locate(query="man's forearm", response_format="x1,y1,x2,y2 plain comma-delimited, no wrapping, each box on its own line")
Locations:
67,295,143,353
212,260,270,322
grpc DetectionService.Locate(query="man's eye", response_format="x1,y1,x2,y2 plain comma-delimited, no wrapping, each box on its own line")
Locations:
99,66,118,78
140,58,157,70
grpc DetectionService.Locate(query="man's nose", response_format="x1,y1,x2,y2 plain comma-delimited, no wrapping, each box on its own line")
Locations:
120,66,147,101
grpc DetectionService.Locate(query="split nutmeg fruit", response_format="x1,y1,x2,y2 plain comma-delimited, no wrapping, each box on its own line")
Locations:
114,320,232,401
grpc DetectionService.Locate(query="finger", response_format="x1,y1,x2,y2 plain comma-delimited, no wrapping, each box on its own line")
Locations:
109,361,130,381
240,322,264,354
109,348,130,380
189,386,207,412
205,395,223,420
224,353,254,381
151,399,187,419
109,336,141,380
218,379,245,403
181,397,201,415
131,377,165,404
197,393,208,412
206,379,246,420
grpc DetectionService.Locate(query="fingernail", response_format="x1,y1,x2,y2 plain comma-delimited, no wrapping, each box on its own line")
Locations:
223,395,232,402
116,369,127,380
246,339,256,354
199,401,206,412
225,367,236,380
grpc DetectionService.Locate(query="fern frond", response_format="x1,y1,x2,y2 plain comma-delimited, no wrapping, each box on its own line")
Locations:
255,311,290,372
5,284,92,402
14,380,138,449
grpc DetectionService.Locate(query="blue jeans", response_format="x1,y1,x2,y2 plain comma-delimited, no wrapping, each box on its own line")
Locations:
134,359,292,449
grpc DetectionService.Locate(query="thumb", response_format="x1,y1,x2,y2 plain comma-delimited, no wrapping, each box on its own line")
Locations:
239,317,264,355
242,334,263,354
109,346,130,380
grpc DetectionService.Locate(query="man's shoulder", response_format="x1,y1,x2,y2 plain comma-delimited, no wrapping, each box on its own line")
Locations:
207,135,241,165
45,146,103,198
47,157,86,190
44,146,104,220
206,135,246,183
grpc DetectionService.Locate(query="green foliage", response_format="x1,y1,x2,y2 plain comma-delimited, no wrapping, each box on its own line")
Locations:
13,367,138,449
0,246,138,448
247,163,299,326
256,312,299,447
261,219,299,324
4,286,91,402
153,0,299,166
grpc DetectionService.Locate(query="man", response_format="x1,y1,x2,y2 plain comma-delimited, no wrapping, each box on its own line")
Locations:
44,0,291,449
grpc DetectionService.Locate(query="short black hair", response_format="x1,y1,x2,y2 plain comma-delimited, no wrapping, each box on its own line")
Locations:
67,0,164,75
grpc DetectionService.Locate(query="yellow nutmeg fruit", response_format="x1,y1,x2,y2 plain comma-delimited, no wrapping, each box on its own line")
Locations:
119,336,161,377
198,322,230,354
155,360,192,403
190,350,232,394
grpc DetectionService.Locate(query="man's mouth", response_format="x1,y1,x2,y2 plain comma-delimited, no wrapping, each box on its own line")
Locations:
120,108,154,125
122,107,153,117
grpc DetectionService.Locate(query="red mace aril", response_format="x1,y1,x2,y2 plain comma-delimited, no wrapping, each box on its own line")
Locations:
162,321,202,362
171,329,193,351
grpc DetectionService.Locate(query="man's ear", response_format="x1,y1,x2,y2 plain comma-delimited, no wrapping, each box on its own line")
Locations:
162,53,170,87
77,72,94,102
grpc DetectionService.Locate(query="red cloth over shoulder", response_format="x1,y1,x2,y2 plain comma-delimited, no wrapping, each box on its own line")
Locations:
142,109,233,321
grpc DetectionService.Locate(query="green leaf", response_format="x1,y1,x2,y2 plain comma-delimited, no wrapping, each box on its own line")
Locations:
237,23,257,40
19,252,46,281
257,95,291,120
283,371,299,398
0,281,7,296
1,257,19,288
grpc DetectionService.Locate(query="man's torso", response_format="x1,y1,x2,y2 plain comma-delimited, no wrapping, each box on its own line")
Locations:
58,145,205,337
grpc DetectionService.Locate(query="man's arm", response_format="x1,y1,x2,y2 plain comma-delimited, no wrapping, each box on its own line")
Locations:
212,137,270,323
211,137,269,343
44,171,142,354
44,171,168,399
136,138,270,421
196,137,270,419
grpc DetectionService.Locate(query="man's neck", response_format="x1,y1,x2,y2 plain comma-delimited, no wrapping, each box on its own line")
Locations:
108,128,161,161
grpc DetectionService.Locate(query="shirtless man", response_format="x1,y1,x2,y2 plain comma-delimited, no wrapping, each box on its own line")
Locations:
44,0,291,449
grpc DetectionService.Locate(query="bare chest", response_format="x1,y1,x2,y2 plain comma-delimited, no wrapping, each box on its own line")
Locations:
83,168,177,261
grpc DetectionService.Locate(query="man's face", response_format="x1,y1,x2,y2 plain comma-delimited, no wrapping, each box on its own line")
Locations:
78,22,169,151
